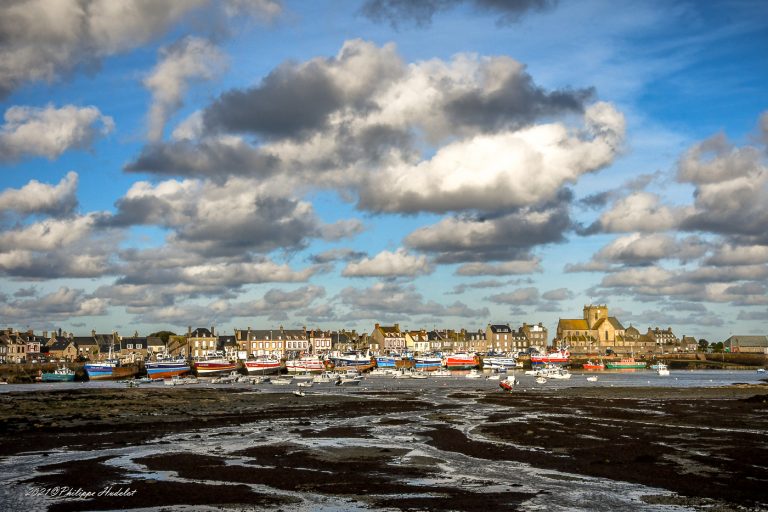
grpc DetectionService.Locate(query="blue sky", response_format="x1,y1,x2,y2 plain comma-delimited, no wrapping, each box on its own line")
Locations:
0,0,766,342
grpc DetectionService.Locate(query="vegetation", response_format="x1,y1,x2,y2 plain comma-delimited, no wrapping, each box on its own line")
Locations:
149,331,177,344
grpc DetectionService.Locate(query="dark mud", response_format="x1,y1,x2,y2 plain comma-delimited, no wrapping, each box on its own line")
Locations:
1,384,767,511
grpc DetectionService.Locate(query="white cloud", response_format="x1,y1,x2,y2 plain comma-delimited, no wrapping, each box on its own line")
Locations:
144,37,228,142
360,102,624,213
0,105,113,161
455,260,541,276
0,0,281,97
342,249,433,277
596,192,689,233
0,171,78,215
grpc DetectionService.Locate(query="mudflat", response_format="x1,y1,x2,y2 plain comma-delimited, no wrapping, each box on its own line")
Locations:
1,383,767,511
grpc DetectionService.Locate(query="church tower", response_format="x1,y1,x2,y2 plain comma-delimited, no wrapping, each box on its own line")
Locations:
583,304,608,329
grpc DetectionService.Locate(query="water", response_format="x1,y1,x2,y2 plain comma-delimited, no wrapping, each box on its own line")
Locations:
0,369,764,394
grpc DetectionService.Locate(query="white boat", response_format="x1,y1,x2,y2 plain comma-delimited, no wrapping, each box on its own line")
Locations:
465,369,483,379
297,381,312,388
336,376,362,386
757,368,765,373
486,374,500,380
528,364,571,380
164,376,199,386
536,376,548,384
586,376,598,382
293,390,306,397
271,377,294,385
312,371,340,384
431,369,452,377
483,356,518,370
656,363,670,376
211,371,241,384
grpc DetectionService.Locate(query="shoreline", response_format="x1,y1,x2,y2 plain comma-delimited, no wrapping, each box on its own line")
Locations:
1,383,767,511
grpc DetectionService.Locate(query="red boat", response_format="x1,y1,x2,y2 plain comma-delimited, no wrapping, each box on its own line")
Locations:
499,376,518,392
193,351,237,376
443,353,479,370
582,359,605,370
285,355,327,374
244,357,282,375
531,348,570,366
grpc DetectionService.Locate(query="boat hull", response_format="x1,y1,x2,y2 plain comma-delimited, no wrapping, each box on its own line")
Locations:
605,359,646,369
85,365,138,381
414,357,442,369
194,361,237,375
285,358,327,374
444,356,478,370
41,373,75,382
146,365,190,379
244,360,282,375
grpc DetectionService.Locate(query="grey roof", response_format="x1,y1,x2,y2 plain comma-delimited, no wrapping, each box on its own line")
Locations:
489,324,511,333
725,335,768,347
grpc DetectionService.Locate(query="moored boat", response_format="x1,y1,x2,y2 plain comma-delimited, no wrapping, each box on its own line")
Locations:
414,354,442,370
656,362,670,376
285,355,327,374
582,359,605,370
41,365,76,382
244,356,282,375
193,351,237,376
84,360,138,381
483,356,519,370
443,353,479,370
605,358,646,369
146,356,190,379
329,351,375,372
499,376,518,392
531,348,570,366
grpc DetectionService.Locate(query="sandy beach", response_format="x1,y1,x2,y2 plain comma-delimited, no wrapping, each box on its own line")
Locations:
1,380,767,511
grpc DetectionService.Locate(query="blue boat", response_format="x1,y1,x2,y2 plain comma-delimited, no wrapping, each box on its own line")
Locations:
375,355,398,368
41,366,76,382
414,355,442,369
84,360,138,380
146,357,191,379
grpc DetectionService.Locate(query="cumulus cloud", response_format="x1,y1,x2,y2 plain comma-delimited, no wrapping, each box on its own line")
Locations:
588,192,688,234
405,203,570,263
0,0,281,97
0,104,113,161
338,282,489,319
455,260,541,276
360,102,622,214
342,249,433,277
0,171,78,216
359,0,556,29
0,286,107,323
592,233,708,266
487,286,540,305
144,37,228,142
103,177,325,258
677,131,768,243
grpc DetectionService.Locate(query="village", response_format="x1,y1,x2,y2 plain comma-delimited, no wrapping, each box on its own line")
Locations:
1,304,765,367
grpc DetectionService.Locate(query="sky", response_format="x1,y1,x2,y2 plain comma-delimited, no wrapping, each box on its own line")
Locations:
0,0,766,342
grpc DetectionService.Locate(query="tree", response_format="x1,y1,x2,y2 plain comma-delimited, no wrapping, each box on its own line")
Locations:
149,331,176,344
697,339,709,351
712,341,724,353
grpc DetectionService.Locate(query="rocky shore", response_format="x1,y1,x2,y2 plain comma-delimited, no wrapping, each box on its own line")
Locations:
1,383,767,511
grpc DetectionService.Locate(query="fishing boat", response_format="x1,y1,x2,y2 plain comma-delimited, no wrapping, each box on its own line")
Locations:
145,356,190,379
84,359,138,381
499,376,518,392
443,353,479,370
582,359,605,370
244,356,282,375
483,356,518,370
605,358,646,369
41,365,75,382
285,355,327,374
586,376,598,382
464,369,483,379
656,362,670,376
84,343,138,381
530,348,570,366
271,376,294,385
193,351,237,376
414,354,442,370
540,366,571,379
431,369,452,377
329,351,375,372
312,371,340,384
535,376,548,384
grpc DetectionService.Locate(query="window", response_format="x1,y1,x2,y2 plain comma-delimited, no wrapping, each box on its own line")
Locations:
127,344,133,349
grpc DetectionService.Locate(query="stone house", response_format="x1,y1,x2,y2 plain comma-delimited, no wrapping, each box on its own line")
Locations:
371,324,407,354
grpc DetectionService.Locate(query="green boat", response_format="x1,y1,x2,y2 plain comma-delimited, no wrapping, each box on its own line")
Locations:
605,358,646,369
41,366,76,382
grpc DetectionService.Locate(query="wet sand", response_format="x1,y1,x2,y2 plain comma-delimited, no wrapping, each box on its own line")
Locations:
1,383,767,511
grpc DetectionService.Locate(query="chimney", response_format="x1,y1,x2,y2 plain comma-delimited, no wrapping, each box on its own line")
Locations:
43,330,48,339
91,329,96,337
211,325,215,336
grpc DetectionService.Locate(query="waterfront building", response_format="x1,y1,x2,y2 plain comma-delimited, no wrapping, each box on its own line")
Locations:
47,337,78,362
486,324,527,353
120,335,148,362
724,335,768,354
371,324,407,354
236,328,282,359
405,329,429,353
308,329,333,354
520,323,548,352
187,327,218,358
646,327,679,350
557,305,634,356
